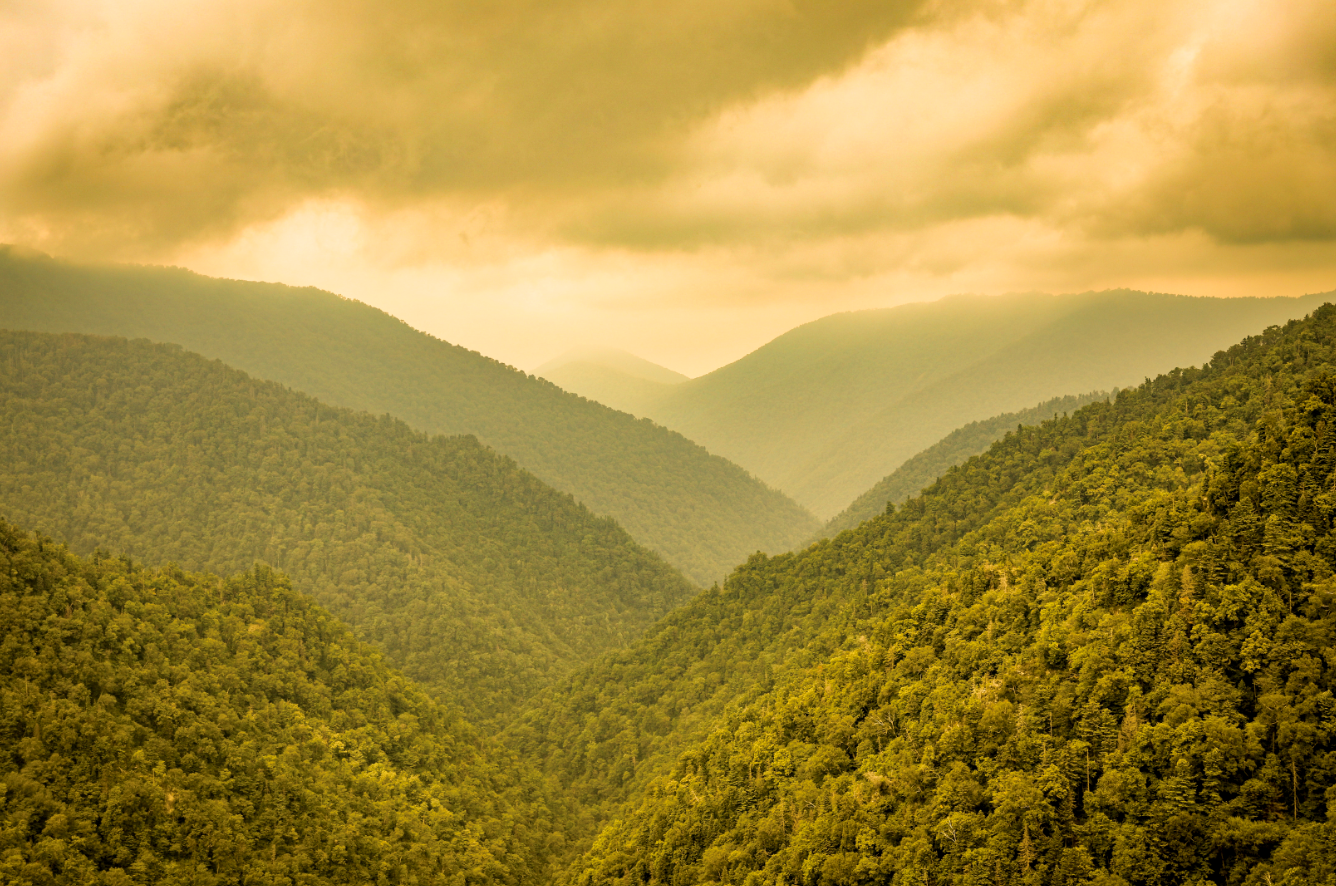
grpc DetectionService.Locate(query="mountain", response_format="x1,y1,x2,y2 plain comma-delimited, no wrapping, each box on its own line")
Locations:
0,247,818,584
516,302,1336,884
605,289,1331,518
539,347,691,387
538,348,688,416
0,520,557,884
821,391,1110,537
0,329,694,716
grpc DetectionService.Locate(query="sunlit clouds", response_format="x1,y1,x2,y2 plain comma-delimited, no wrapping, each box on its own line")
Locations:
1,0,1333,373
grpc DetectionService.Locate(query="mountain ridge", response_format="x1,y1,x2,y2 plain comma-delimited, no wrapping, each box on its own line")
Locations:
822,390,1111,538
538,347,690,386
513,301,1336,884
0,247,818,584
575,288,1332,518
0,328,695,716
538,348,688,416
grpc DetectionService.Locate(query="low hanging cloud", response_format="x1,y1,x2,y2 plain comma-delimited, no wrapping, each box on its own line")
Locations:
0,0,1333,308
575,0,1336,249
0,0,927,253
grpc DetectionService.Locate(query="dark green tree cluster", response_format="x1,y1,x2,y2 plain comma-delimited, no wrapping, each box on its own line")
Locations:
0,520,557,885
522,307,1336,885
0,248,819,584
0,330,694,717
822,391,1110,538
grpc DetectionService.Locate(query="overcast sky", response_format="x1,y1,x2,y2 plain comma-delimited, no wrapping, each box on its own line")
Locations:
2,0,1333,374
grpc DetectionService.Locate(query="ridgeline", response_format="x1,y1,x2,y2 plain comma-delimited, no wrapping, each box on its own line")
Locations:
822,391,1109,539
581,289,1329,518
0,248,818,584
0,329,693,716
517,302,1336,884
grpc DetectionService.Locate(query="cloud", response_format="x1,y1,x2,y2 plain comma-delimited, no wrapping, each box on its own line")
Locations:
1,0,1333,375
0,0,929,253
569,0,1336,249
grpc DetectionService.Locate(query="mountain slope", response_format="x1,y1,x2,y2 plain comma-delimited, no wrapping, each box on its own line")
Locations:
0,247,817,584
822,391,1109,537
622,289,1330,517
539,347,691,387
519,302,1336,884
538,348,687,416
0,520,556,885
0,329,693,716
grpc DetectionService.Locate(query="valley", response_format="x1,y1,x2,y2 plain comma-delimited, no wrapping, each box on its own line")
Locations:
542,291,1330,518
3,264,1335,885
4,4,1333,882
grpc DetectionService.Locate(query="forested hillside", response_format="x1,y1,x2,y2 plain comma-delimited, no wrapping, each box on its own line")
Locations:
516,304,1336,884
609,289,1329,517
0,247,818,583
0,521,557,885
9,254,1336,885
822,391,1109,538
0,330,694,716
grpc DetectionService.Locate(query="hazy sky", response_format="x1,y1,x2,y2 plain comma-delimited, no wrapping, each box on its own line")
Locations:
2,0,1334,374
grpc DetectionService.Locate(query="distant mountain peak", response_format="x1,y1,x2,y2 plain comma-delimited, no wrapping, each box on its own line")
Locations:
537,347,691,386
605,287,1333,518
0,249,818,584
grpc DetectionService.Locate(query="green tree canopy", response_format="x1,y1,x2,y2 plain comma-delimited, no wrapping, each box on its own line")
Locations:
523,305,1336,885
0,248,819,583
0,520,557,885
0,330,694,718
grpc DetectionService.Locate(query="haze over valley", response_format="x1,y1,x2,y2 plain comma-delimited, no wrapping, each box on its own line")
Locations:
540,290,1331,517
3,1,1336,883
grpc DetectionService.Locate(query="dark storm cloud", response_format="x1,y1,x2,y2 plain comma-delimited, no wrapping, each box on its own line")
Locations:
1,0,1334,285
0,0,928,251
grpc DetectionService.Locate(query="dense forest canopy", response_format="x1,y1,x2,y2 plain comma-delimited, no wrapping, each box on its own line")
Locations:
822,392,1110,539
0,329,693,717
0,521,558,885
512,305,1336,885
0,247,818,584
585,289,1330,517
5,273,1336,884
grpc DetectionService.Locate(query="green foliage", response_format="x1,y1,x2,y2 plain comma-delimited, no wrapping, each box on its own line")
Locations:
0,521,557,885
10,250,1336,885
823,391,1110,538
0,247,818,584
624,290,1330,517
0,330,694,717
527,306,1336,884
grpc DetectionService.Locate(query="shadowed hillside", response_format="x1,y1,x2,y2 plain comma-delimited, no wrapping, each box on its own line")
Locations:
0,329,695,716
0,248,818,584
822,391,1110,538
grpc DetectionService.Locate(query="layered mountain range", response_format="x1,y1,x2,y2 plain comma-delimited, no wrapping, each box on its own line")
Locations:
542,290,1330,518
0,248,817,585
3,254,1335,884
0,329,693,716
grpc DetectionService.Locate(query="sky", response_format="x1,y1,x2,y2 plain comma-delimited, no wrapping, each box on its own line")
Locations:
1,0,1334,376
